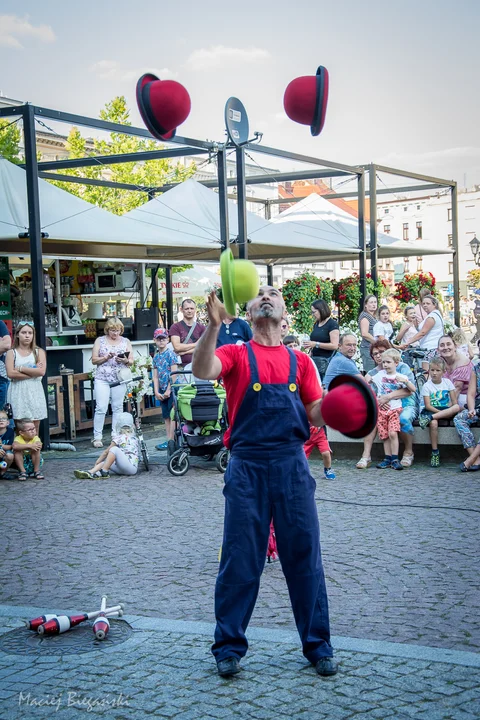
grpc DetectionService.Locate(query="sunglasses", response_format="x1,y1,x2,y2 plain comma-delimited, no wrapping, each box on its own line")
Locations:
17,320,34,327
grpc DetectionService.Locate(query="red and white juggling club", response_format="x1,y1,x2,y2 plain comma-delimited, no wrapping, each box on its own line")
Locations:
37,606,123,635
93,594,111,640
25,614,58,631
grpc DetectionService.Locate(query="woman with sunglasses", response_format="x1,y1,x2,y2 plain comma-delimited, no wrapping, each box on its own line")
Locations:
5,321,47,435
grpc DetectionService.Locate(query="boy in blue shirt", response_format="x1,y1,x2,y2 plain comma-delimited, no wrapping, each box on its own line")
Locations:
152,329,179,451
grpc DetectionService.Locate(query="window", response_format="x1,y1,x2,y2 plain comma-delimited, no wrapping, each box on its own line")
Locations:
416,221,422,239
448,262,453,275
384,208,389,215
404,206,408,212
403,223,409,241
448,234,453,247
384,225,390,234
341,261,350,269
448,208,452,221
417,205,421,210
417,256,423,272
404,257,410,273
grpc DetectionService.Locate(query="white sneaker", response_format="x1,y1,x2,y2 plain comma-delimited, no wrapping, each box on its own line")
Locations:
400,453,414,467
92,439,103,449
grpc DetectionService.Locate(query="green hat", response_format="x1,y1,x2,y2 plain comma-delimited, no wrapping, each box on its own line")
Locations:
220,249,260,316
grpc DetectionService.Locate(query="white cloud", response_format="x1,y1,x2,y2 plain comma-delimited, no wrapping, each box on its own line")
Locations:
89,60,119,79
121,67,177,83
0,14,55,48
185,45,270,71
89,62,178,83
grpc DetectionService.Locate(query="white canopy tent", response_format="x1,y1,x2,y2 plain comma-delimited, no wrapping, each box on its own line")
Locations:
0,158,196,263
124,179,359,264
158,265,221,299
271,193,452,259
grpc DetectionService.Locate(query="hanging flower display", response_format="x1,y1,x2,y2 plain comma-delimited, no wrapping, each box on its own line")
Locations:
393,272,436,306
332,274,386,325
281,273,333,334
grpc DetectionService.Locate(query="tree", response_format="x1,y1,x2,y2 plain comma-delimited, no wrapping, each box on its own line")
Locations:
0,118,21,163
48,96,196,215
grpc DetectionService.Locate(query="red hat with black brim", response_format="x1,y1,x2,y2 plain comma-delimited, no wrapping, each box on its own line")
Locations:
283,65,329,137
321,374,378,439
136,73,191,141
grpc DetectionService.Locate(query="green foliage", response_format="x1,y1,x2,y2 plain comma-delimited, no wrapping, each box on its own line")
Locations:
281,273,334,334
47,96,196,215
467,269,480,288
332,273,386,325
393,271,436,306
0,119,21,163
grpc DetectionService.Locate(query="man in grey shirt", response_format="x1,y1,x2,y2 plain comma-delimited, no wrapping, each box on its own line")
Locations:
323,334,362,390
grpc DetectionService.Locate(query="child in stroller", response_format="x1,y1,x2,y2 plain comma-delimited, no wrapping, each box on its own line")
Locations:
167,371,229,477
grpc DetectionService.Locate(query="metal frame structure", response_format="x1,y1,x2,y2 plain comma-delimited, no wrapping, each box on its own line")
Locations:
0,102,459,444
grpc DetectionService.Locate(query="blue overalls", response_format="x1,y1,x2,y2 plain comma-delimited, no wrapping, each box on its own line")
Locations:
212,342,333,664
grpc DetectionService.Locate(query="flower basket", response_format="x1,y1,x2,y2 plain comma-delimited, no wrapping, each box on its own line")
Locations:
281,273,333,334
393,272,436,306
332,274,386,325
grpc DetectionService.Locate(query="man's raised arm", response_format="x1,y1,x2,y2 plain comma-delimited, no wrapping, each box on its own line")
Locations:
192,291,226,380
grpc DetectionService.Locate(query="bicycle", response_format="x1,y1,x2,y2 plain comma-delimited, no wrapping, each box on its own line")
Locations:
109,376,149,472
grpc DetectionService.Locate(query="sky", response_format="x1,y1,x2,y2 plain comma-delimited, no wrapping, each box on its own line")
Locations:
1,0,480,187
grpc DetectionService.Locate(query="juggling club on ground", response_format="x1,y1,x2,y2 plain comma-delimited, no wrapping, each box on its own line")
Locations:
93,595,111,641
36,606,123,635
25,614,58,631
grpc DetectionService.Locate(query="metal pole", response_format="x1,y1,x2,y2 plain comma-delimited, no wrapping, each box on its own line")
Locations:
357,173,367,308
23,104,50,448
451,183,461,327
265,201,274,285
368,164,378,289
235,146,248,260
267,265,274,286
217,147,229,252
55,259,63,334
165,266,174,328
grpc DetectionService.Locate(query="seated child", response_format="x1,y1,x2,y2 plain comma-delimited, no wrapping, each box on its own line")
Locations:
74,413,140,479
419,356,460,467
304,425,336,479
367,349,415,471
373,305,394,341
0,410,14,479
13,419,44,480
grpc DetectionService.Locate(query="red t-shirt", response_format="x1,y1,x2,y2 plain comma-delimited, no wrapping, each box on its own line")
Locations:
215,340,322,448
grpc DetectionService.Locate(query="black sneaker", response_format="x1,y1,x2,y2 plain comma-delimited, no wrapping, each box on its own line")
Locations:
315,657,339,676
216,657,241,677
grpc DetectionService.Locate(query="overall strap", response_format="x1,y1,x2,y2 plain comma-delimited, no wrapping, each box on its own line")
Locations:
246,342,260,384
286,347,298,385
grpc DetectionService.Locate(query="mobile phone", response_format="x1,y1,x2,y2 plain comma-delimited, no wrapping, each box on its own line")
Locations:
117,351,130,358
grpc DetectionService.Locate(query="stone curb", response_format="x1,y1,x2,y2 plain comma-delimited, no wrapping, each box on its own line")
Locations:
2,605,479,668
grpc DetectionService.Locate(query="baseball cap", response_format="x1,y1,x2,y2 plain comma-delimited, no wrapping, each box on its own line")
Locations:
153,328,169,339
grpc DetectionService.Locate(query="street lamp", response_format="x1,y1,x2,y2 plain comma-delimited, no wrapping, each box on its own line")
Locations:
469,235,480,265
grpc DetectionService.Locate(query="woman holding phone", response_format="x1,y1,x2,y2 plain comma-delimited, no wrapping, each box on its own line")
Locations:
91,317,133,448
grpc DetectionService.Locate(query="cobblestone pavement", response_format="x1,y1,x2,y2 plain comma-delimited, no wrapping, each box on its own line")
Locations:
0,609,479,719
1,449,478,652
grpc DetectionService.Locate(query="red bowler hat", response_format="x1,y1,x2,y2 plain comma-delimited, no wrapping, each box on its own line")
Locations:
136,73,191,141
321,374,378,439
283,65,329,137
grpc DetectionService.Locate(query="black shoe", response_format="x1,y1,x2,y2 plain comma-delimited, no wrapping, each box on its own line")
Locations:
315,657,339,677
216,657,241,677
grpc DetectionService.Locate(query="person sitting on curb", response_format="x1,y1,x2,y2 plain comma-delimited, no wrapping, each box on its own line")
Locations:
13,419,44,481
366,349,415,471
323,333,362,391
418,356,460,467
0,409,14,479
356,340,418,469
74,413,140,479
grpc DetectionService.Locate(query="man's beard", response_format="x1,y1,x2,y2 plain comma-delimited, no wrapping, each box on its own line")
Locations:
258,305,274,318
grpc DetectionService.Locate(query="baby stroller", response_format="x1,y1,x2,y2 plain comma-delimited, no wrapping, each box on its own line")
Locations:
167,372,229,477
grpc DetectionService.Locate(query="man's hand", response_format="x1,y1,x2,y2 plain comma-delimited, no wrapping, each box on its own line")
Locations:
378,395,390,407
206,291,231,328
